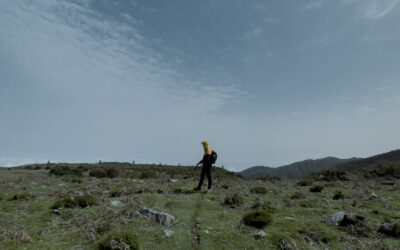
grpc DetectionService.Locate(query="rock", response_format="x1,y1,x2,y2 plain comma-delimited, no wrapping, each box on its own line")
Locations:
324,211,345,225
169,179,179,183
204,230,209,234
254,231,266,240
52,209,61,215
74,191,83,196
370,192,379,200
139,208,175,226
111,200,123,207
284,216,295,221
378,222,400,238
163,229,175,237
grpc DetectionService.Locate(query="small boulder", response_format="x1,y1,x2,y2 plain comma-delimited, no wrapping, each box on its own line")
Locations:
324,211,345,225
254,231,266,240
139,208,175,226
74,191,83,196
163,229,175,237
111,200,123,207
284,216,295,221
169,179,179,183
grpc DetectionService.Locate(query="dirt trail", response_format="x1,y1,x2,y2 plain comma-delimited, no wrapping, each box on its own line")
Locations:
190,193,204,249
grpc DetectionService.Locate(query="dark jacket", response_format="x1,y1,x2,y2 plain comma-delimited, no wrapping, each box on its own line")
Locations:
197,151,217,166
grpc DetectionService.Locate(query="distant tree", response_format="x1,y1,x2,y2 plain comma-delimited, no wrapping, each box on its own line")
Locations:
98,160,102,164
132,160,135,166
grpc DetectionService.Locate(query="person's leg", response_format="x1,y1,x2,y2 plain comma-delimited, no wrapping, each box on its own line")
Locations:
196,166,206,190
206,165,212,190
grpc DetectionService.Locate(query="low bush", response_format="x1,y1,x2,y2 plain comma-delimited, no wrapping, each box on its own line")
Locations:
297,179,313,186
110,189,122,197
0,194,3,201
71,178,82,183
140,171,158,179
250,186,267,194
332,190,344,200
378,222,400,238
96,230,139,250
291,192,306,199
90,169,107,178
49,165,82,176
309,185,324,193
104,167,119,178
224,193,244,207
75,195,96,208
51,198,77,209
9,192,30,201
51,195,96,209
243,209,272,228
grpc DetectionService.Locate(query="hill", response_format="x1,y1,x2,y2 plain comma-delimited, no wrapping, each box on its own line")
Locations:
240,157,356,178
336,149,400,172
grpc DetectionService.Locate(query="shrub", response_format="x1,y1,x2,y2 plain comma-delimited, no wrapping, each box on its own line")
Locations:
0,194,3,201
333,190,344,200
71,178,82,184
243,209,272,228
50,195,96,209
49,165,82,176
110,189,122,198
140,171,158,179
90,169,107,178
297,179,313,186
250,186,267,194
75,195,96,208
45,166,51,170
310,185,324,193
291,192,306,199
318,170,348,181
9,192,30,200
51,198,77,209
96,230,139,250
34,165,42,170
378,223,400,238
104,167,119,178
224,193,244,207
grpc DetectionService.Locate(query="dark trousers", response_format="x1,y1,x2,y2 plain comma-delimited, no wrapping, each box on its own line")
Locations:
197,164,212,190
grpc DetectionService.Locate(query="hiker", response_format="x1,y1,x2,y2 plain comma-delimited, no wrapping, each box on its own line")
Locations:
194,140,217,193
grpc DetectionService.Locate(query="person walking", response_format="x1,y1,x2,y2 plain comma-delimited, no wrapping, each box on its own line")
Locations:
194,140,217,193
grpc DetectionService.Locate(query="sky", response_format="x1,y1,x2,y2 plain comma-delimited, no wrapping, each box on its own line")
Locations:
1,0,399,171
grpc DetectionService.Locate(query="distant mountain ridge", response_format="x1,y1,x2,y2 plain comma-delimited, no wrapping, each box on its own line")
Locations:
240,157,356,178
336,149,400,172
239,149,400,179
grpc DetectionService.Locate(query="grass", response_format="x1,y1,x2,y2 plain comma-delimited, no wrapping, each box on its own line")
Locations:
0,164,400,249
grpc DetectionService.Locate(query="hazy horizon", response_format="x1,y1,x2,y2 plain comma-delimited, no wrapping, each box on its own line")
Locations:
1,0,400,171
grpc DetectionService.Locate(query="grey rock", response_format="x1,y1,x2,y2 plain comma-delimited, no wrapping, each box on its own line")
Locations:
74,191,83,196
139,208,175,226
52,209,61,215
324,211,345,225
284,216,295,221
164,229,175,237
111,200,123,207
169,179,179,183
204,230,209,234
254,231,266,240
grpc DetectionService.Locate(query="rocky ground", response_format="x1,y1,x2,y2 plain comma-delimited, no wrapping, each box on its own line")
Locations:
0,164,399,249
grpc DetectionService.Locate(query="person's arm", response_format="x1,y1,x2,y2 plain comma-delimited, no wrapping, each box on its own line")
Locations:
196,156,204,166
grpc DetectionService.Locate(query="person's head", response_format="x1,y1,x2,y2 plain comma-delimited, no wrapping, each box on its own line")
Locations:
201,140,209,149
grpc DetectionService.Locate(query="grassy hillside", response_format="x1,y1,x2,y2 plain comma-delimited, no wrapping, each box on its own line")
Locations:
240,157,356,179
0,163,400,249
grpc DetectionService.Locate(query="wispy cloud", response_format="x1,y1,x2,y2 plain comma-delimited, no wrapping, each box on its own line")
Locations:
301,0,324,11
363,0,398,19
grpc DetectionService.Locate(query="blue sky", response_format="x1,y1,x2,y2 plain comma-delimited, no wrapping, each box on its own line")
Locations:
1,0,399,171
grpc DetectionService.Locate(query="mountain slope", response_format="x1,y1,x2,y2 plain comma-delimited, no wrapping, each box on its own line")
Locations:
240,157,356,178
335,149,400,172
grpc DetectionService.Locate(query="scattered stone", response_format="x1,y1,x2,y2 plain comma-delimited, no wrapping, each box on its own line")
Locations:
370,192,379,200
163,229,175,237
139,208,175,226
324,211,345,225
59,183,65,186
169,179,178,183
111,200,123,207
52,209,61,215
204,230,209,234
74,191,83,196
284,216,295,221
254,230,266,240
